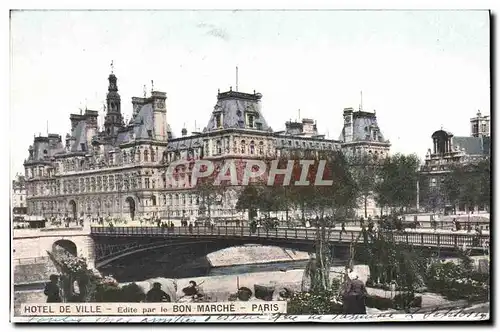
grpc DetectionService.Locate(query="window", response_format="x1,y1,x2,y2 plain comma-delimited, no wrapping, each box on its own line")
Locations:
241,140,246,154
248,114,255,128
216,140,222,155
145,178,150,189
152,196,156,206
151,149,155,162
144,150,149,162
215,114,222,128
250,141,255,155
123,151,128,163
259,141,264,155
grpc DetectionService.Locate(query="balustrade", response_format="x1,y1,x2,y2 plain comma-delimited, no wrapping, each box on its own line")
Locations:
90,226,489,249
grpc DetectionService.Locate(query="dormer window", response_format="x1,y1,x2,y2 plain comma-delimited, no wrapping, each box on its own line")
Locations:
215,114,222,128
80,143,86,151
247,114,255,128
147,130,152,138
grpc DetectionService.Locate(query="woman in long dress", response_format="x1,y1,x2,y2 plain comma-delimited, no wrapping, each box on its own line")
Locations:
342,271,368,314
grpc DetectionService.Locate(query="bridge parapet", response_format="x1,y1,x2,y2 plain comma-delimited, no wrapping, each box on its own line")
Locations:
13,226,90,239
91,226,490,250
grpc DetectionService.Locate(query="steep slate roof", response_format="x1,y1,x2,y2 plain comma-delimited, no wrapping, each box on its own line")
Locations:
70,121,88,152
204,91,272,133
452,136,490,156
339,111,387,143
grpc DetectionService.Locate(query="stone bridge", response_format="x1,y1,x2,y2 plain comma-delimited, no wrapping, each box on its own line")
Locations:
12,225,489,284
90,226,490,269
13,226,96,285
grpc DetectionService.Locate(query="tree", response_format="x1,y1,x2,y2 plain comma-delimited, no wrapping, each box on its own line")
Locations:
374,153,420,214
288,150,359,292
350,153,379,218
443,159,490,213
235,184,263,220
192,161,229,220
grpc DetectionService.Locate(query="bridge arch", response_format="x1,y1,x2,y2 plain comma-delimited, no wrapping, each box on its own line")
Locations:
94,237,324,269
52,239,78,256
68,200,77,220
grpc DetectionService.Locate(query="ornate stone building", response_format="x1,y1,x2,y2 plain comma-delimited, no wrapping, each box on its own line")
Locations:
23,71,391,222
338,107,391,217
420,111,490,214
11,173,27,214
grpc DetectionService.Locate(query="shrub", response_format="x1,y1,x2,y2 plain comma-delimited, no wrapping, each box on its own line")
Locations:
365,295,393,310
121,283,146,302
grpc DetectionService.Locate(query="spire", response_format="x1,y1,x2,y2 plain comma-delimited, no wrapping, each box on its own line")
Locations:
110,60,114,74
151,80,155,93
359,90,363,111
236,66,239,92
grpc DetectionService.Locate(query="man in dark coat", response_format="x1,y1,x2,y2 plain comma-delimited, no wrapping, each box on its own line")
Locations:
146,282,171,302
44,274,62,303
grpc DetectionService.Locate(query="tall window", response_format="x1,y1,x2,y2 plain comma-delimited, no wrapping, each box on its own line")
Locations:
248,114,255,128
250,140,255,155
144,150,149,162
259,141,264,155
215,114,222,128
145,178,150,189
151,149,155,162
241,140,246,154
216,140,222,155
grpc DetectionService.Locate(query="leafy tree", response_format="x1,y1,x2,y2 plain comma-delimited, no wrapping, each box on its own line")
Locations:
349,153,379,218
355,230,428,311
192,161,229,220
374,153,420,214
235,183,264,220
443,159,490,213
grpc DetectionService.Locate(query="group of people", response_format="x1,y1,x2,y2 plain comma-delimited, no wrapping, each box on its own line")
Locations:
44,274,203,304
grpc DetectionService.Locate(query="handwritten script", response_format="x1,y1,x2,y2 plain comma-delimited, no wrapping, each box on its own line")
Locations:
17,306,489,324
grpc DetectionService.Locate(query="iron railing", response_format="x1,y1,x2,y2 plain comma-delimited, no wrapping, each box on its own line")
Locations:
91,226,489,249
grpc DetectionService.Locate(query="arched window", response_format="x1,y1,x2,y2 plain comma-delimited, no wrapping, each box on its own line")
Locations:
123,151,128,164
250,140,255,155
241,140,246,154
151,149,155,162
144,150,149,162
216,140,222,155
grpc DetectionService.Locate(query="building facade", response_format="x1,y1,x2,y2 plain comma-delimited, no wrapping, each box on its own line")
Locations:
420,111,490,214
12,173,27,215
23,71,390,222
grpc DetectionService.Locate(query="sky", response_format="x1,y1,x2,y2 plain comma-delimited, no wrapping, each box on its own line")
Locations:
9,10,490,176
